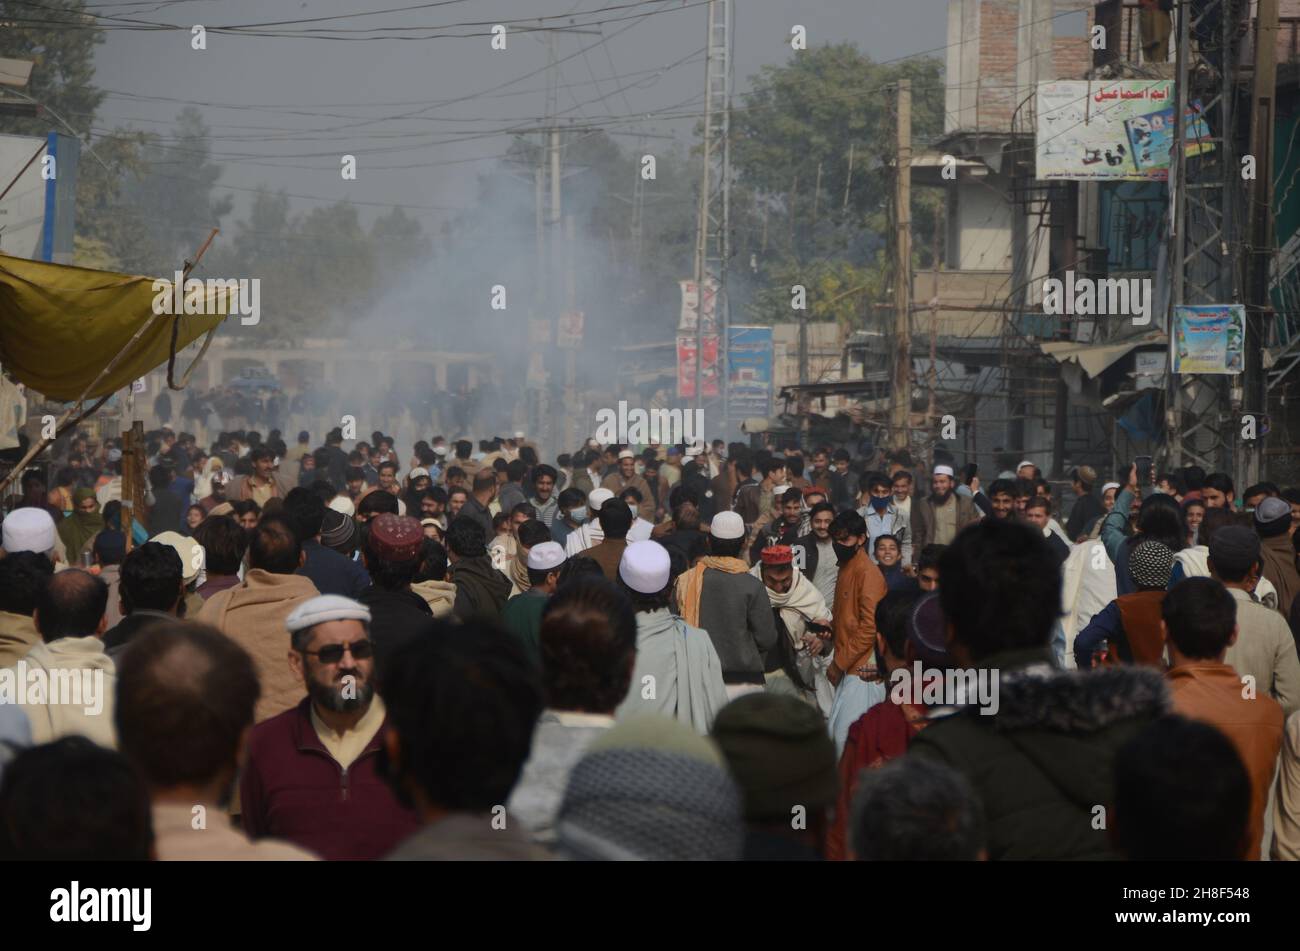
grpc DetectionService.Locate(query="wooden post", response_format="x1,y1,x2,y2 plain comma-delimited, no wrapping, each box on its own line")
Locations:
120,421,145,552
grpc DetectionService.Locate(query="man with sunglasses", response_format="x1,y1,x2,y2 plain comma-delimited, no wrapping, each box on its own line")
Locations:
239,595,420,861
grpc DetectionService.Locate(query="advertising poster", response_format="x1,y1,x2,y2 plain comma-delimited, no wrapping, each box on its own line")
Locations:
677,334,720,399
1036,81,1212,181
1172,304,1245,374
726,326,773,417
678,278,719,332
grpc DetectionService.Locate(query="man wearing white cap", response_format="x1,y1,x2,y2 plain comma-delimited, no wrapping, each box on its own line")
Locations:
1016,460,1039,481
2,507,61,563
616,540,727,733
910,464,980,564
673,511,779,699
501,541,565,665
564,488,615,557
240,594,419,861
601,449,655,522
151,530,207,619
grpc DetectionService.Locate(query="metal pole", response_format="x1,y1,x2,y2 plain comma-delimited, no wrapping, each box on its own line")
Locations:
890,80,913,451
1166,2,1191,468
692,1,716,414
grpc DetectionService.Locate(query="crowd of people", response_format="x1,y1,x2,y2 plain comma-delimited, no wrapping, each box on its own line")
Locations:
1,423,1299,861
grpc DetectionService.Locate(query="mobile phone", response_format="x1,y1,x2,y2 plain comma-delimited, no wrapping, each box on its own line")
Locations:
1134,455,1153,486
962,463,978,486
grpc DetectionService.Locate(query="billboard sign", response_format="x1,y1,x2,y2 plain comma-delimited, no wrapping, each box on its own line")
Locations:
1036,81,1211,181
726,325,773,417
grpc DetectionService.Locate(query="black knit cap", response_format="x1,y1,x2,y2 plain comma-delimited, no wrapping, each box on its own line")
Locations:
711,692,837,821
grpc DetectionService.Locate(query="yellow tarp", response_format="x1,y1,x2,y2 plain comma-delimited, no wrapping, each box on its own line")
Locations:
0,252,227,401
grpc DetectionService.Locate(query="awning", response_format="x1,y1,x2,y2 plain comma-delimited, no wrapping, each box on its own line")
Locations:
0,253,227,401
1039,332,1166,379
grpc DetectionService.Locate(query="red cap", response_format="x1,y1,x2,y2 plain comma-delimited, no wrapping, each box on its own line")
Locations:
366,513,424,562
760,545,793,566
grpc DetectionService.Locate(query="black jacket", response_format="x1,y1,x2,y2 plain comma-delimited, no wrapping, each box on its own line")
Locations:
451,556,511,621
748,519,802,566
357,586,435,677
1065,491,1104,542
459,497,495,545
911,650,1168,860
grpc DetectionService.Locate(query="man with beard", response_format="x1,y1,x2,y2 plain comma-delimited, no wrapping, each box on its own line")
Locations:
115,621,315,860
749,487,804,566
199,468,231,514
909,465,980,566
985,479,1017,521
751,546,834,717
240,595,420,861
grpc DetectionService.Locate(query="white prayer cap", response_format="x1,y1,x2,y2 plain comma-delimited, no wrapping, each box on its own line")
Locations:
2,507,56,555
151,531,204,583
932,465,955,478
527,541,566,571
1016,460,1035,472
409,467,429,480
287,595,371,634
711,511,745,540
618,449,635,460
1102,482,1121,495
328,495,356,517
514,431,526,440
683,443,704,458
773,484,790,496
432,445,447,456
619,540,670,594
588,488,615,510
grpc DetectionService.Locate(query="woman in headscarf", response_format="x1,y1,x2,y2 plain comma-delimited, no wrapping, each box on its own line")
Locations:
58,487,105,560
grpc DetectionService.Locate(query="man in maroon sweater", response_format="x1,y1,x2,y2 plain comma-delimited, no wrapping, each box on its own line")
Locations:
239,595,419,860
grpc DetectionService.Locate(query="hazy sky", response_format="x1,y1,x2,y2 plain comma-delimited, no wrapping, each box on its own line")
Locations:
91,0,949,227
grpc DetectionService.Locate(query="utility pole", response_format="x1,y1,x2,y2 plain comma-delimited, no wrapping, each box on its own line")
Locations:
690,0,731,431
1243,0,1278,489
1167,0,1241,473
890,80,913,451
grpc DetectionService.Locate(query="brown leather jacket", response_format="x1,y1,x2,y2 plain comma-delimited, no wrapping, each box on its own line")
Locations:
829,547,888,684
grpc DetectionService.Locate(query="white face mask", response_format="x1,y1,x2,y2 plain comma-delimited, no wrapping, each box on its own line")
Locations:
628,503,638,517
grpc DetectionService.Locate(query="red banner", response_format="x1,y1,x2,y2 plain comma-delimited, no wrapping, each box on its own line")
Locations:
677,334,720,399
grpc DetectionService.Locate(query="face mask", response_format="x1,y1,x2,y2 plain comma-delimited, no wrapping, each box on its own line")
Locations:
869,496,890,513
570,507,589,523
833,541,858,565
628,503,638,517
634,462,646,476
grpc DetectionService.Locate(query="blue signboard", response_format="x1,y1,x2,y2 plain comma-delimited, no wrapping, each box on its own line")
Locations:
727,326,773,417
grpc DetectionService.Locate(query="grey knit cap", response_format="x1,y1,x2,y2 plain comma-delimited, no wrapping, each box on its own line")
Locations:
556,715,744,861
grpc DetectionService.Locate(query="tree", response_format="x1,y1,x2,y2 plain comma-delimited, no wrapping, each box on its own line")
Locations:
728,44,945,331
0,0,104,141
